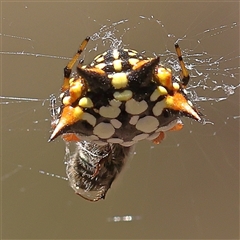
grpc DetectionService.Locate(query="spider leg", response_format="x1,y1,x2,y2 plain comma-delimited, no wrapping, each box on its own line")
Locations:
62,36,90,91
174,43,190,87
49,94,61,129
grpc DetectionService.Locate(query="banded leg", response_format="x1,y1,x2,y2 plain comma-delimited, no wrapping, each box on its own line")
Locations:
49,94,58,128
175,43,190,87
62,36,90,92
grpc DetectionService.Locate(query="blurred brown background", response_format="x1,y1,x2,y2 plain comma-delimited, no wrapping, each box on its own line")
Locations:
1,1,239,239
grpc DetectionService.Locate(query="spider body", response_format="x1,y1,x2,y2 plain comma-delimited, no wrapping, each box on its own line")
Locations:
49,38,201,147
49,37,202,201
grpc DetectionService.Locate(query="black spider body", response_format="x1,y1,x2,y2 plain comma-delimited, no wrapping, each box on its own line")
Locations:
49,37,201,201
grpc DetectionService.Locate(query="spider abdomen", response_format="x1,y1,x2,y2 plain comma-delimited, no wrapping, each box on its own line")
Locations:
49,47,201,146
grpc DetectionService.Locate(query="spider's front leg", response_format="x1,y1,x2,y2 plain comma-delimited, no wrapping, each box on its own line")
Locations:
49,94,59,129
174,43,190,87
62,36,90,92
150,43,202,145
49,37,90,142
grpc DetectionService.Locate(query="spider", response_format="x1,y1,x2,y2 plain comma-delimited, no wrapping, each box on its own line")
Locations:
49,37,202,201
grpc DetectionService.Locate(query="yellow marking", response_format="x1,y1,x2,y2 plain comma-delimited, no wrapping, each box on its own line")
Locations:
69,77,75,84
128,49,138,54
78,97,93,108
72,106,83,120
95,63,106,70
95,56,104,63
113,90,133,101
111,72,128,89
132,49,138,53
59,92,64,99
132,59,151,70
156,67,173,90
128,51,137,57
113,49,119,59
69,80,83,101
152,86,169,100
128,58,139,66
89,67,105,75
63,79,85,105
62,96,71,105
165,96,174,107
150,89,160,101
173,82,180,91
94,54,102,61
157,86,168,96
113,59,122,71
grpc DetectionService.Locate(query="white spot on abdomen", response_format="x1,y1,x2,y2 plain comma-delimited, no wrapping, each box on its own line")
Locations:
99,105,121,118
93,123,115,139
156,119,182,132
82,113,96,126
109,99,122,107
121,141,136,147
152,101,165,116
129,115,139,125
125,99,148,115
136,116,159,133
133,133,149,141
146,132,160,140
92,140,108,146
110,119,122,129
107,138,123,144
